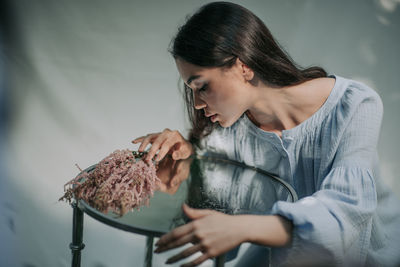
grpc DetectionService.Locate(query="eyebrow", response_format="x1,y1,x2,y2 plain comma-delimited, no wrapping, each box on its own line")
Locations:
186,75,201,86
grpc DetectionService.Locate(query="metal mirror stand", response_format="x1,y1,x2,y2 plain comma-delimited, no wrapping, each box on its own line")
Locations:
70,202,85,267
69,201,227,267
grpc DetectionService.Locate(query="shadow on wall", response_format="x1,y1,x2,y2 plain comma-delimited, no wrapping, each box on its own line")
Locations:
0,3,16,266
0,0,81,135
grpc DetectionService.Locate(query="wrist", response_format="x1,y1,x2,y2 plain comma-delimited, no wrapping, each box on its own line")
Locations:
236,214,293,247
235,215,256,243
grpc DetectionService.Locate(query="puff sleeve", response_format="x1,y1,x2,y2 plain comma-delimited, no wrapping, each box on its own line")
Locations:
270,88,383,266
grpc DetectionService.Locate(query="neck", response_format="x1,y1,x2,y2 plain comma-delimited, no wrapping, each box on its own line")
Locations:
246,78,333,135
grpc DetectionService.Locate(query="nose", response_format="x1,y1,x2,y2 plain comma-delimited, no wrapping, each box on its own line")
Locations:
193,91,207,110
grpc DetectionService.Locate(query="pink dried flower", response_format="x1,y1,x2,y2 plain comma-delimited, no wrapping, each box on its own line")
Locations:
60,149,160,216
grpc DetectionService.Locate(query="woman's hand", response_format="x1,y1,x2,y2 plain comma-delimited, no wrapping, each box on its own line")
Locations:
156,157,193,195
132,129,194,163
154,204,248,266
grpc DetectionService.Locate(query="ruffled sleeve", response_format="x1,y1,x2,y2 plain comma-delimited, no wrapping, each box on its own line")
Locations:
270,86,383,265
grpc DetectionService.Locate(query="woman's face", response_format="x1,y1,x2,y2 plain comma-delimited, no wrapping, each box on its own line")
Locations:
175,58,253,128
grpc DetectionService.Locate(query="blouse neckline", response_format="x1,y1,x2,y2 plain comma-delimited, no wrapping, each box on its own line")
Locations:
241,74,343,140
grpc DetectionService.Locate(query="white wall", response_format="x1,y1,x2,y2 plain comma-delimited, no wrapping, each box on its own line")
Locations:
0,1,399,266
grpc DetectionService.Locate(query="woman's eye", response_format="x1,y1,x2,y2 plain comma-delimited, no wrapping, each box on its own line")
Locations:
199,84,208,92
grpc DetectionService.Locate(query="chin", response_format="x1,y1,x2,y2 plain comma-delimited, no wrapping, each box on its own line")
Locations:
217,121,228,127
217,117,237,128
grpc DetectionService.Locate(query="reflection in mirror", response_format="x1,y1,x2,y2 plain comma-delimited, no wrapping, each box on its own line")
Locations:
168,155,296,234
187,156,292,215
155,156,193,195
66,154,297,242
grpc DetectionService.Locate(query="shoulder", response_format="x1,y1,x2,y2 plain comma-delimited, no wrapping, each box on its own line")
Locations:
339,76,382,109
331,76,383,121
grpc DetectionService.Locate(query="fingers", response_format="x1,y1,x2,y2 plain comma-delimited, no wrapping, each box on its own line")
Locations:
181,253,210,267
132,129,193,163
165,243,203,264
172,150,181,160
132,133,158,152
146,134,169,162
155,223,193,247
154,232,196,254
132,132,168,162
170,171,185,187
182,204,214,219
171,141,193,160
131,136,145,143
153,137,175,162
180,142,195,159
154,207,221,266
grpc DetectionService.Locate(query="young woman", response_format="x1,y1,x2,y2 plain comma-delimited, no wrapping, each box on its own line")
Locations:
132,2,400,266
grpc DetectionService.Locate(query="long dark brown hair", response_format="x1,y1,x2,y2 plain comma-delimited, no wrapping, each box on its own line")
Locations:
169,1,327,143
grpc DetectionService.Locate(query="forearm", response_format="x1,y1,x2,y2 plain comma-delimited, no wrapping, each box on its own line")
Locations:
237,214,293,247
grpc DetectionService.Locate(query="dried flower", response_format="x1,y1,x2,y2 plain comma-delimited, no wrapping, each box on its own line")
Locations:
60,149,160,216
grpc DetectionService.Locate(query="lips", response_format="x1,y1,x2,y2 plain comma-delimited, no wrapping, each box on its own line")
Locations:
204,110,216,117
210,114,218,123
205,113,215,117
204,110,219,122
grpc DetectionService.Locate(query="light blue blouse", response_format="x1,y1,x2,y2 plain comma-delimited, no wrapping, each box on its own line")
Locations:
197,75,400,266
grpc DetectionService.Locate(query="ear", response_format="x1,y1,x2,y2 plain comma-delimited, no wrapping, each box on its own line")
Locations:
236,57,254,82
